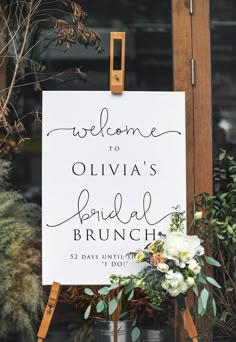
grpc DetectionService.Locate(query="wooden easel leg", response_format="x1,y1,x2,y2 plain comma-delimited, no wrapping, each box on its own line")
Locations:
37,282,61,341
180,301,198,342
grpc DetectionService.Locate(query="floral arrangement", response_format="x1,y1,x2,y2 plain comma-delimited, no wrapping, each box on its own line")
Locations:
111,208,221,319
135,231,204,295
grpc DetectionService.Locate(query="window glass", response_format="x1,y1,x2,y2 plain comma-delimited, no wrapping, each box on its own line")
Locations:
5,1,174,340
211,0,236,161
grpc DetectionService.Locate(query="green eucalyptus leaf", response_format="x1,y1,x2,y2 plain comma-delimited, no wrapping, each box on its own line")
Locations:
198,256,204,266
205,256,221,267
128,289,134,301
192,286,198,296
196,272,207,285
131,327,141,342
96,300,105,313
200,288,209,310
220,311,228,322
212,298,217,316
109,284,119,291
206,276,221,288
84,304,91,319
98,286,110,295
197,297,205,316
124,281,134,294
84,288,94,296
108,298,118,315
116,289,123,303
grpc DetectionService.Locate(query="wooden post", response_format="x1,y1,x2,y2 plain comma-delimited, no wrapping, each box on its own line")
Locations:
172,2,194,341
191,0,212,337
172,0,212,341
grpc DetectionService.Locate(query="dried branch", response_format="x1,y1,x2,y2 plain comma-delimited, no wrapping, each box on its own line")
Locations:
0,0,103,152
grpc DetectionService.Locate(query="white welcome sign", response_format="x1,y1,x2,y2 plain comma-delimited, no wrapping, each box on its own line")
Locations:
42,91,186,285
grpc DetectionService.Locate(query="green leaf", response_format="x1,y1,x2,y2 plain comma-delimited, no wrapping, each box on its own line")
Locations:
96,300,105,313
219,151,226,160
206,276,221,288
212,298,217,316
220,311,228,322
108,298,118,315
124,281,134,294
220,192,228,200
84,304,91,319
128,289,134,301
200,288,209,310
205,256,221,267
132,327,140,342
84,288,94,296
116,289,123,303
98,286,110,295
197,297,205,316
192,286,198,296
196,272,207,285
227,225,234,234
109,284,119,290
198,256,204,266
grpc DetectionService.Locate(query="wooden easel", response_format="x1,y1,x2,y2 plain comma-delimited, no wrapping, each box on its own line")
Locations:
37,32,126,342
37,32,198,341
37,282,61,342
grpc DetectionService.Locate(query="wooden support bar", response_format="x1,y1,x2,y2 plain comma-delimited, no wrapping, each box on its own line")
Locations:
37,282,61,341
180,303,198,341
110,32,125,94
172,2,194,341
173,1,212,340
191,1,212,336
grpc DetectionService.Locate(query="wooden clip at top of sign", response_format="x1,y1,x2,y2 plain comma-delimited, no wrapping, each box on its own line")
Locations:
110,32,126,94
37,282,61,342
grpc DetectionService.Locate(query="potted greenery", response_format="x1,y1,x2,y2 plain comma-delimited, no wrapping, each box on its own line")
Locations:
109,277,175,342
67,282,139,342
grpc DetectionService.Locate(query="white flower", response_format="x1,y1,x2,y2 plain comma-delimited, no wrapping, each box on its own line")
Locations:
157,263,169,273
163,232,204,267
194,211,203,220
187,259,201,275
161,270,189,297
186,277,195,287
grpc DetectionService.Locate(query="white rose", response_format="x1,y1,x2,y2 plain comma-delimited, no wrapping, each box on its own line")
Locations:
186,277,195,287
163,232,204,266
157,263,169,273
187,259,201,275
161,270,188,297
